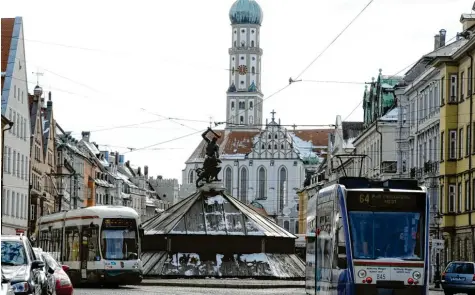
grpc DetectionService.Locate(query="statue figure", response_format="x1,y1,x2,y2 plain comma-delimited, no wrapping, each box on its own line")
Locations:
196,128,222,188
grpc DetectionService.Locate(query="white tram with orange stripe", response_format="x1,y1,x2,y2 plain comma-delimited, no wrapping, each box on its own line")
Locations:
306,177,430,295
36,206,144,286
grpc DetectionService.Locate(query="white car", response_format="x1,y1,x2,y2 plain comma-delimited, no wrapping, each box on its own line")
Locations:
1,275,14,295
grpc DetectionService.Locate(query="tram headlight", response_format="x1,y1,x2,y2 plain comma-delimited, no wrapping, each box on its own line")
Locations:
412,271,421,280
357,270,367,278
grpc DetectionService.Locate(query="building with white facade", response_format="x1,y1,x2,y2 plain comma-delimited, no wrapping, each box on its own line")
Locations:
181,0,332,234
1,17,31,235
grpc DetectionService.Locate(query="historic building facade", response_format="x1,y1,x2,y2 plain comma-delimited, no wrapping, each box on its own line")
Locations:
1,17,31,235
430,11,475,264
181,0,332,234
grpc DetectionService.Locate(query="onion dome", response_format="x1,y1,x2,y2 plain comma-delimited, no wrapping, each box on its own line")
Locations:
229,0,263,25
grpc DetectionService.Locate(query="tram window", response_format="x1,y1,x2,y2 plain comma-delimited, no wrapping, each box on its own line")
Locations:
51,229,62,260
65,227,80,261
88,228,100,261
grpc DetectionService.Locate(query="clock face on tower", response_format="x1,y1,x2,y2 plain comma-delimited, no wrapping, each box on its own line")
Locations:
238,65,248,75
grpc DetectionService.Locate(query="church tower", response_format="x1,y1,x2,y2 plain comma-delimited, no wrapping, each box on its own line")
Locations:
226,0,263,130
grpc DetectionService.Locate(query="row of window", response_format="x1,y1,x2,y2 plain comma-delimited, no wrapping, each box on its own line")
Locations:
408,82,440,126
230,101,254,110
410,130,439,169
441,179,475,214
12,84,26,104
440,123,475,161
441,69,472,104
3,146,29,181
7,107,28,141
233,40,257,48
359,139,380,176
1,189,28,219
229,115,254,125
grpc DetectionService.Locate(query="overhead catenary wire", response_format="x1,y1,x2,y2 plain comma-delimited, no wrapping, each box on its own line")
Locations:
293,0,375,80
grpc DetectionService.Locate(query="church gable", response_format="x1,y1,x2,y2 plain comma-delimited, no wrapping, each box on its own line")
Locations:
249,123,296,159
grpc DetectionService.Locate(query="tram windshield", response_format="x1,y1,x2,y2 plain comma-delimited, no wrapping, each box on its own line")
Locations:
101,218,138,260
348,211,423,260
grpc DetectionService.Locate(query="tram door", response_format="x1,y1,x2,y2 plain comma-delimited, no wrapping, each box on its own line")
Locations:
80,227,91,280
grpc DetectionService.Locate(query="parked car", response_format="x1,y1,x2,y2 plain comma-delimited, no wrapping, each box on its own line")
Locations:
441,261,475,295
35,250,73,295
1,235,47,294
0,275,14,295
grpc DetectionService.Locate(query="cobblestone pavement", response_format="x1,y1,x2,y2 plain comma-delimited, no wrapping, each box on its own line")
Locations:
73,286,445,295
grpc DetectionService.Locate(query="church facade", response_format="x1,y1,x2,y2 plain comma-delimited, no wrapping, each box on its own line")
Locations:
181,0,332,233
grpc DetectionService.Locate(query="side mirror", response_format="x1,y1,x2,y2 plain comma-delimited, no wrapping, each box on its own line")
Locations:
47,267,55,274
128,253,138,260
337,257,347,269
61,265,70,272
31,260,45,270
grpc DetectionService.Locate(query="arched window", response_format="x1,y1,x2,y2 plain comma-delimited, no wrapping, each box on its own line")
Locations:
281,144,284,149
257,167,266,200
188,170,194,184
252,66,255,74
231,101,235,109
240,168,248,203
251,40,255,47
249,101,253,109
261,144,264,149
284,220,290,231
279,167,287,212
240,116,244,124
225,167,232,194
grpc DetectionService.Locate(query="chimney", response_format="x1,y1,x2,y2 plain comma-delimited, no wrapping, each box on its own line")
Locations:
126,160,130,167
439,29,446,47
434,34,441,50
81,131,90,142
144,166,149,177
137,166,142,176
115,151,119,165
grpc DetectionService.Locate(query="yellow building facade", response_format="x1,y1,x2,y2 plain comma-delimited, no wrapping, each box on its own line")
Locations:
432,18,475,264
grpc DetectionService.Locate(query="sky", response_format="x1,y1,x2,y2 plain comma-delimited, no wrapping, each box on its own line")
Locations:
1,0,471,183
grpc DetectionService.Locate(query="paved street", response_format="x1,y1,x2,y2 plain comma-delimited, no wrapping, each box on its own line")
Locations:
73,286,445,295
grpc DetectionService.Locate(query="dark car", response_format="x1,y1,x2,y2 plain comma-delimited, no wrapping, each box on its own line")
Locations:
1,235,47,295
441,261,475,295
35,250,73,295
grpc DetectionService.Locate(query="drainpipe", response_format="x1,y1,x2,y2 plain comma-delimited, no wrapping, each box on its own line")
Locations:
375,119,383,176
1,121,14,234
467,52,474,254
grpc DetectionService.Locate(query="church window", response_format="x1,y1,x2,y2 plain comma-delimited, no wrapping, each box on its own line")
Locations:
188,170,194,184
268,134,271,139
240,168,248,203
261,144,265,149
295,221,299,234
234,41,237,47
251,41,255,47
252,66,255,74
239,101,245,109
252,57,255,61
240,116,244,124
241,29,245,33
231,101,235,109
249,102,253,109
232,57,235,61
234,30,237,34
225,167,232,194
284,221,290,231
257,167,266,200
281,144,284,149
268,144,271,149
241,56,244,60
241,41,246,47
240,81,244,85
279,167,287,212
275,134,278,139
232,67,235,74
251,30,255,34
274,144,277,149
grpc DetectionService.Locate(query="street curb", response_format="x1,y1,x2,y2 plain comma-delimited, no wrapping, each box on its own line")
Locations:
140,282,303,289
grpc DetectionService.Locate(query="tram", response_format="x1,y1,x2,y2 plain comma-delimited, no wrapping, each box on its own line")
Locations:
36,206,144,286
305,177,430,295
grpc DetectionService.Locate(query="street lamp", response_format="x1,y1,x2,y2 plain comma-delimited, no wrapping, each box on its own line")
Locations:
434,212,443,289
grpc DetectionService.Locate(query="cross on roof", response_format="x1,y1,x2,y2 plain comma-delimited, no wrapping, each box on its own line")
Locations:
32,69,44,85
270,109,276,121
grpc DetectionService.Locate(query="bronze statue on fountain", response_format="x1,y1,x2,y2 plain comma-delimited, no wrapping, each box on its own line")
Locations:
196,127,222,188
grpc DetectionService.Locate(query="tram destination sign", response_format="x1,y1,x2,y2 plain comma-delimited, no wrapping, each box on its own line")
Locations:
103,218,136,228
346,191,425,211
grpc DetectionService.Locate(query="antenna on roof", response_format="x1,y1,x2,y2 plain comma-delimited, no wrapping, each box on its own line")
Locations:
32,68,44,85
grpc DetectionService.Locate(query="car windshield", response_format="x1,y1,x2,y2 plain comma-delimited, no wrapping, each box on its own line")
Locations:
42,253,60,270
445,263,475,274
101,229,138,260
1,241,27,266
349,211,424,260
